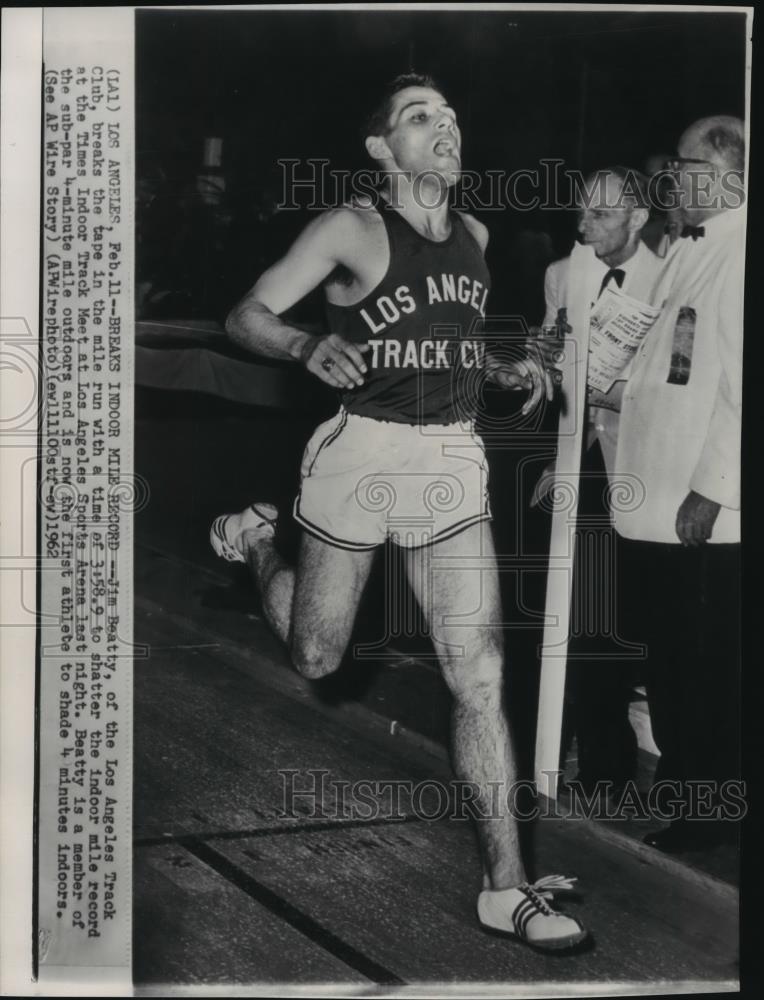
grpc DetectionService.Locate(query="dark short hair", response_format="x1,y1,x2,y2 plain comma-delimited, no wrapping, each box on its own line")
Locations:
362,73,441,141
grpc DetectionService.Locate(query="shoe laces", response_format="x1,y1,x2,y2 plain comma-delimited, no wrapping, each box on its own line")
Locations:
521,875,579,915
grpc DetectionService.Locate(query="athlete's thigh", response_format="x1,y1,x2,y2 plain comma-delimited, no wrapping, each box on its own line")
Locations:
292,530,377,658
403,521,504,675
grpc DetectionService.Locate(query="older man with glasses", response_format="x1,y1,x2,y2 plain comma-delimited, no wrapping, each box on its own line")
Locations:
612,116,745,852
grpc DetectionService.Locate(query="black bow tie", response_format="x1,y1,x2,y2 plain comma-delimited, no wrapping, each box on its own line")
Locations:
680,225,705,241
598,268,625,298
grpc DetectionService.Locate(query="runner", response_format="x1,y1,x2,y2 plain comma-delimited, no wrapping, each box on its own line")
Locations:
211,74,589,952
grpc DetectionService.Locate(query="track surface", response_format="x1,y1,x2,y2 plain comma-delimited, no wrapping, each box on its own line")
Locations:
132,543,738,992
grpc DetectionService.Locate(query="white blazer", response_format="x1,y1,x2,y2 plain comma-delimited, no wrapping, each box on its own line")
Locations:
543,240,662,478
613,209,744,544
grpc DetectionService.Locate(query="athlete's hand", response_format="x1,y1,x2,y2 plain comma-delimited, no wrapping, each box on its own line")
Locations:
300,333,370,389
490,351,553,415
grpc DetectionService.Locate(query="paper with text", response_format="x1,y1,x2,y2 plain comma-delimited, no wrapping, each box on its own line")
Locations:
587,287,661,392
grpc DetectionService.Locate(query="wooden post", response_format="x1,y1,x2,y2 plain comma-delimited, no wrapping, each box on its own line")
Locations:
534,243,597,799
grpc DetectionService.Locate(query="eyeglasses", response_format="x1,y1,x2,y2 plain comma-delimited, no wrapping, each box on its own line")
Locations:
663,157,715,172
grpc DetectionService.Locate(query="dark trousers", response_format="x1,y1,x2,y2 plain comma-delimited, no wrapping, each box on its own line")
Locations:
618,537,741,805
565,443,640,785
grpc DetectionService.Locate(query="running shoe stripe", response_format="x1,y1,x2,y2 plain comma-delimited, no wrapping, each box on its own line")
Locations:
515,897,537,935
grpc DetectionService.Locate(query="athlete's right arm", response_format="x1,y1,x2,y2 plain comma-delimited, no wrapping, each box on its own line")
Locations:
226,209,369,389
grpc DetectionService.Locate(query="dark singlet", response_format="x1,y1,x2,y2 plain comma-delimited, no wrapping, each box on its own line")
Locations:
326,200,491,424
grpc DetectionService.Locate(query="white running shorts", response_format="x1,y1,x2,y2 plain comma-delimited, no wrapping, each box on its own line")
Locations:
293,409,492,550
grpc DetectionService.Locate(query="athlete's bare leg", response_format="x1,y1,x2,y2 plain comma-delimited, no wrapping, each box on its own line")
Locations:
403,520,525,890
241,528,376,679
226,510,585,948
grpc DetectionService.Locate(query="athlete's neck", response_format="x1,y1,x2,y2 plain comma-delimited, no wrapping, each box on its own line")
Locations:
380,175,452,241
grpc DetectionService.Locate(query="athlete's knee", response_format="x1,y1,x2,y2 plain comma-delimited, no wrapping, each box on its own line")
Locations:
290,638,343,680
443,650,504,704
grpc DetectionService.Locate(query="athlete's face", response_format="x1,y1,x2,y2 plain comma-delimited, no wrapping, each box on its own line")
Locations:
370,86,462,186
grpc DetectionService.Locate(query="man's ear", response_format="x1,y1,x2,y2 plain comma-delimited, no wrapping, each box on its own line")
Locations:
365,134,391,162
630,206,650,233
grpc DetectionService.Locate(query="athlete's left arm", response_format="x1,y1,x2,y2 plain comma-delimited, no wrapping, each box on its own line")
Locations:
460,214,552,414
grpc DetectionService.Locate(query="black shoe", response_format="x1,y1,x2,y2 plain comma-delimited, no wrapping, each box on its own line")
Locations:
643,820,734,853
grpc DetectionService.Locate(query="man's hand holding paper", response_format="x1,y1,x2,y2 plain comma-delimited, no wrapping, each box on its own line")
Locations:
587,379,626,412
587,286,662,393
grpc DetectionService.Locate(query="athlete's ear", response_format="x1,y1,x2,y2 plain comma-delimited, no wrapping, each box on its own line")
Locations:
365,134,392,162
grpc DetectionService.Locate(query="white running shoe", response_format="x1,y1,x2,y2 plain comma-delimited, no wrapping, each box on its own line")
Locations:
477,875,590,953
209,503,278,563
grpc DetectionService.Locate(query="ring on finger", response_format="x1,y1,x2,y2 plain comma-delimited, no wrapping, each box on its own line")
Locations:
321,357,335,372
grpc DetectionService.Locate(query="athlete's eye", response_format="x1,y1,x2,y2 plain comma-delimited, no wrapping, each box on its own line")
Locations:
411,112,428,123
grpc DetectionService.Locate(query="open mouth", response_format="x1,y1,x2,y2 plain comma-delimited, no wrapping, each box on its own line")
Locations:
434,139,459,159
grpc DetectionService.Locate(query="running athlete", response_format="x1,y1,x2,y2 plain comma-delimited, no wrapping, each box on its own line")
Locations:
211,74,589,952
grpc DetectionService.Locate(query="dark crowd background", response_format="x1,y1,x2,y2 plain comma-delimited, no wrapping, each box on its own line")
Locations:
134,8,748,773
136,8,747,326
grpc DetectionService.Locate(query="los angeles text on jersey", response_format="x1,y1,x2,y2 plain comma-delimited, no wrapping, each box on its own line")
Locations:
366,338,486,369
359,274,489,335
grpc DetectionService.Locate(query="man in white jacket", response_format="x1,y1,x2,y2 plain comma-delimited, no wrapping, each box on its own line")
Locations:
537,166,662,798
613,116,745,851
